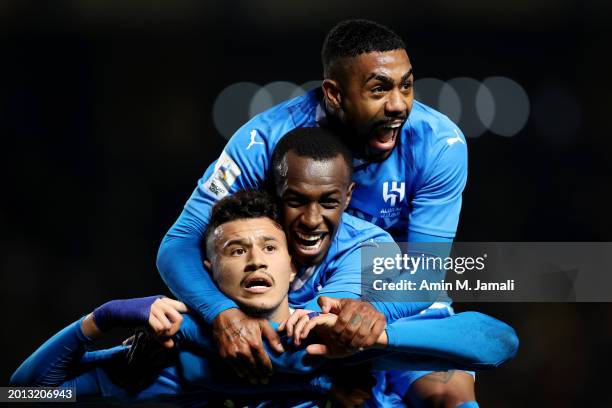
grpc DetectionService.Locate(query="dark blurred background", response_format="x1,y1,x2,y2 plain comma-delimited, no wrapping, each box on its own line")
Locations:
1,1,611,406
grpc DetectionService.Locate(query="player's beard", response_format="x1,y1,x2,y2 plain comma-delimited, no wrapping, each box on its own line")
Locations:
238,302,278,320
359,117,405,162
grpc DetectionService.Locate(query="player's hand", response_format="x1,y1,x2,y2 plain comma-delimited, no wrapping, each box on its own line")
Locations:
318,296,386,351
147,297,189,349
212,308,284,384
278,309,316,341
287,311,336,346
90,295,187,347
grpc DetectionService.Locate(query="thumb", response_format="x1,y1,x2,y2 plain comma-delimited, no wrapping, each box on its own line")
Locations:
306,343,329,356
260,321,285,353
318,296,340,314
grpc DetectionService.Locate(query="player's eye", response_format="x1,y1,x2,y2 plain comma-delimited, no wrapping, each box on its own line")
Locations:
401,81,413,91
320,200,340,209
284,197,304,207
263,245,277,253
371,86,385,94
231,248,246,256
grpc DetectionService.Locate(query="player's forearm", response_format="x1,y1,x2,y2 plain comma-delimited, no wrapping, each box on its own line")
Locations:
383,311,519,368
157,209,237,323
10,317,93,386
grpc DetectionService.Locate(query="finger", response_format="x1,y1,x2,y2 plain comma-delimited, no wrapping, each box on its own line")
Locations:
339,303,372,346
284,310,306,337
148,315,165,334
260,321,284,353
299,318,319,341
251,342,273,379
293,315,313,344
363,317,386,348
151,308,173,334
159,303,184,336
318,296,341,314
334,304,361,344
349,315,375,350
161,337,174,349
306,343,329,356
161,298,189,313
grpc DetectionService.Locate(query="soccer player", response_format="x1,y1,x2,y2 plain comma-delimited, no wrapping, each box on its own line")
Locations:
11,190,517,407
157,18,471,405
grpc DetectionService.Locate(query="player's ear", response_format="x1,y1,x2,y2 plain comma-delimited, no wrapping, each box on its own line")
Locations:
204,259,212,271
344,182,355,210
322,79,342,110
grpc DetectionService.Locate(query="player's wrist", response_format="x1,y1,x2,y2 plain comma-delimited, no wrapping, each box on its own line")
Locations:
81,313,103,339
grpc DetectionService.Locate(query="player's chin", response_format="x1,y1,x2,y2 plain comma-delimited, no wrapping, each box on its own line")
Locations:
238,300,278,318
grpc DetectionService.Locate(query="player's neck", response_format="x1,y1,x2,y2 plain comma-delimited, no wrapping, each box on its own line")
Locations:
268,298,291,323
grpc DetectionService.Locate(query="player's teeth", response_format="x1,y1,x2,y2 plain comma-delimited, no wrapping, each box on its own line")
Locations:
296,232,322,241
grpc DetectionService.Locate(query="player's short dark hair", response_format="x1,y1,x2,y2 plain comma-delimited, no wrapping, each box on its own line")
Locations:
271,127,353,187
321,19,405,79
203,189,280,257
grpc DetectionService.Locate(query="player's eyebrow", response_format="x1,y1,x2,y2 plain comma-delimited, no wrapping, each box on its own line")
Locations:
401,68,414,82
365,73,393,85
223,238,252,248
223,236,279,248
364,67,413,85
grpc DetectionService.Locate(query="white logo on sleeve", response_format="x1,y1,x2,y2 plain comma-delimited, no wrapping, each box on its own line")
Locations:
247,130,265,150
382,181,405,207
447,129,466,146
202,151,242,199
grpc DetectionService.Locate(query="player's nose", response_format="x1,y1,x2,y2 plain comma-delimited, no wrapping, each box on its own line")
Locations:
300,203,323,229
245,247,267,272
385,88,408,116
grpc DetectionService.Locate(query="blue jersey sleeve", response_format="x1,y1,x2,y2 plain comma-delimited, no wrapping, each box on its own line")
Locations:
157,112,297,323
379,311,519,370
408,125,468,239
10,318,94,387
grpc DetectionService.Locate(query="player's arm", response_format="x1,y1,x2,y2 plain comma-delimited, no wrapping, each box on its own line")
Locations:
156,119,286,383
10,296,186,388
295,311,518,370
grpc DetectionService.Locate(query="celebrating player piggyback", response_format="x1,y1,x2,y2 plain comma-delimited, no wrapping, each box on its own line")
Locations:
157,19,471,406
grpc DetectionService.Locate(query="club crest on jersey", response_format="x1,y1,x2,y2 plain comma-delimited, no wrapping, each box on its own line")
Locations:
202,151,241,199
382,181,405,207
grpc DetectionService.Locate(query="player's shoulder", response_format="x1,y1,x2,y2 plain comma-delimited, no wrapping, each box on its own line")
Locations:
248,89,320,139
403,100,467,171
338,213,395,244
406,100,463,143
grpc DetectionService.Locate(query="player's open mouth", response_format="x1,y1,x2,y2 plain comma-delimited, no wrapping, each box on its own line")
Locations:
294,230,328,253
369,122,402,152
242,273,273,294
